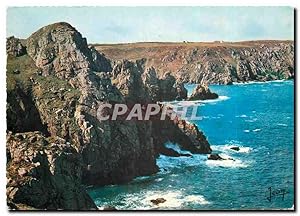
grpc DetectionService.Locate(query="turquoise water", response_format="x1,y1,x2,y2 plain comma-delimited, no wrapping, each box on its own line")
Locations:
88,80,294,210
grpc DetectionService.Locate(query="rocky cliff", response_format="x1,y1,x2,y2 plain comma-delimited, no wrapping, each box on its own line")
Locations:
95,41,294,84
6,22,212,210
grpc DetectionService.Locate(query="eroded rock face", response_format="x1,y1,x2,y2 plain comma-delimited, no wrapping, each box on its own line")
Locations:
7,22,212,209
112,60,188,102
152,114,212,155
24,22,159,187
96,41,294,84
6,132,97,210
188,84,218,101
6,36,26,57
26,22,112,79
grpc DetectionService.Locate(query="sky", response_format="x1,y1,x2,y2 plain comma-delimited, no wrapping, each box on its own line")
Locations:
7,6,294,43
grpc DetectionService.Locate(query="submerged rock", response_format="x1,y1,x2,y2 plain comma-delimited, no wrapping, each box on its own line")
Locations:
207,153,235,161
102,206,117,210
159,146,192,157
230,146,240,151
207,154,224,160
150,198,166,205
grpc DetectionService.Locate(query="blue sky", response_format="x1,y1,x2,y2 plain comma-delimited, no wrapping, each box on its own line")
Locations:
7,7,294,43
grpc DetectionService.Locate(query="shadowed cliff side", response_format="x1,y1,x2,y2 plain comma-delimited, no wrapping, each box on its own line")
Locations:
6,22,212,210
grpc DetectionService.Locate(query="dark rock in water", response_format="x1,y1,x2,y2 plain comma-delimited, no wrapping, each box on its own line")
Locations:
153,115,212,155
180,153,193,157
208,154,224,160
150,198,166,205
208,153,235,161
159,146,192,157
188,84,218,101
230,146,240,151
103,206,117,210
6,36,26,57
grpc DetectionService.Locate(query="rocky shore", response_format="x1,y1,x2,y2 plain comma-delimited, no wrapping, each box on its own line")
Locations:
7,22,293,210
6,22,213,210
95,41,294,84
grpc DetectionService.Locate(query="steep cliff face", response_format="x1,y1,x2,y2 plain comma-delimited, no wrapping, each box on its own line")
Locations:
6,132,97,210
26,22,112,79
112,59,187,102
95,41,294,84
7,22,213,210
108,59,211,154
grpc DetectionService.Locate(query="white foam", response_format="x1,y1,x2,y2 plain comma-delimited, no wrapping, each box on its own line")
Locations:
233,79,286,85
236,114,247,118
155,178,163,182
184,195,211,205
252,128,261,132
200,96,230,104
205,156,248,168
243,130,250,133
211,144,252,153
145,191,183,208
277,123,288,127
176,101,203,107
144,191,211,209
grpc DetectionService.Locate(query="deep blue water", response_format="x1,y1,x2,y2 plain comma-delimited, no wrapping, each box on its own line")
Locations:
88,80,294,210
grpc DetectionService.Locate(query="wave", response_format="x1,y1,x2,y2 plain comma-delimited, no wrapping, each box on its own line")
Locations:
160,96,230,109
101,190,211,210
144,191,211,209
205,153,248,168
176,101,204,107
232,79,287,85
200,96,230,104
244,128,261,132
235,114,248,118
211,144,252,153
245,118,258,122
277,123,288,127
252,128,261,132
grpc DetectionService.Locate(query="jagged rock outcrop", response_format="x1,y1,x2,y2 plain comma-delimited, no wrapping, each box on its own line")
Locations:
26,22,112,79
188,84,218,101
158,72,187,101
152,112,212,155
112,60,187,102
6,132,97,210
95,41,294,84
6,22,213,210
25,22,159,187
6,36,26,57
109,59,210,154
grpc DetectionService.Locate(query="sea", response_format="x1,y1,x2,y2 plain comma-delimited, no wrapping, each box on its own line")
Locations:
87,80,294,210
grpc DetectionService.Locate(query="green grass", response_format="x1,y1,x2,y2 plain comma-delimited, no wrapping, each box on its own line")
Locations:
6,54,38,93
